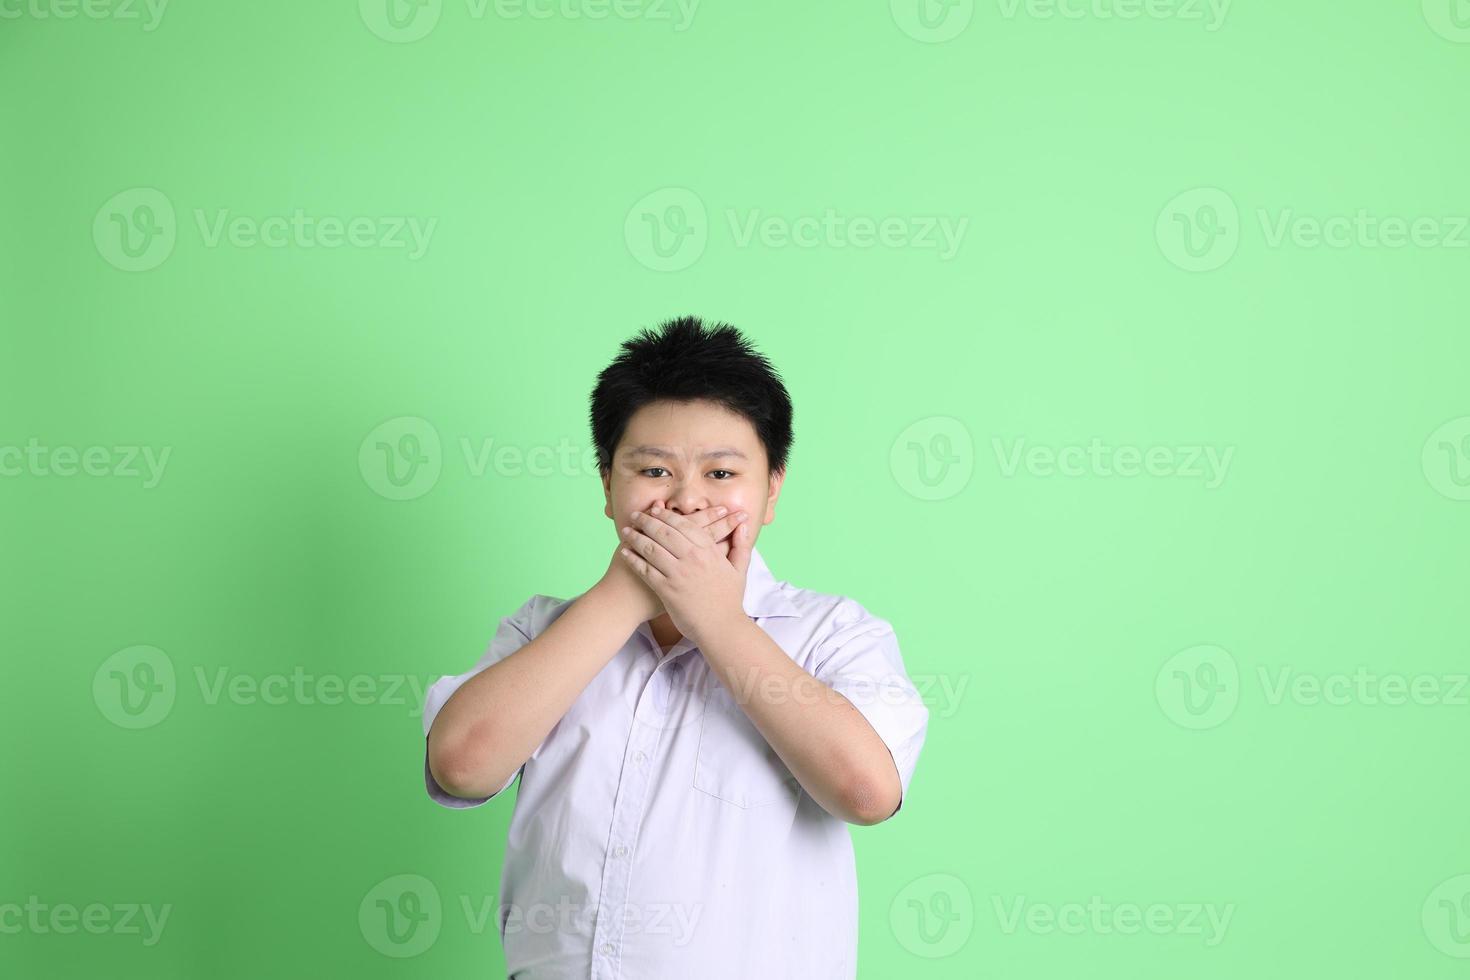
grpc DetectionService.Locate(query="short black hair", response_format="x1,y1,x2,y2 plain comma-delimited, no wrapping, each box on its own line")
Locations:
590,315,794,478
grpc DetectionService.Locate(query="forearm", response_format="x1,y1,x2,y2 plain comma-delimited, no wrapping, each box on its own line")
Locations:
428,584,641,798
696,616,902,825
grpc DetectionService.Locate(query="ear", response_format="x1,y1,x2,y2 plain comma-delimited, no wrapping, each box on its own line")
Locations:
764,466,786,523
601,468,613,520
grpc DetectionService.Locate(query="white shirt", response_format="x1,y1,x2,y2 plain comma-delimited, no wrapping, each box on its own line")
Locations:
420,546,929,979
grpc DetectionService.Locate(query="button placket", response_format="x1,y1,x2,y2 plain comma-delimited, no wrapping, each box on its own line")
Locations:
589,663,665,977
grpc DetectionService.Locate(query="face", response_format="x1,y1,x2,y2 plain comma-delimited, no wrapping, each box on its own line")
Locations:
602,398,784,545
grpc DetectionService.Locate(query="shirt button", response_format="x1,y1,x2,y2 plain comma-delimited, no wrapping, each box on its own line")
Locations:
601,942,616,955
634,751,646,765
613,844,628,857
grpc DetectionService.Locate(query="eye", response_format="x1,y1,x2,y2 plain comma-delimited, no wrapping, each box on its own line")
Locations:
641,467,736,479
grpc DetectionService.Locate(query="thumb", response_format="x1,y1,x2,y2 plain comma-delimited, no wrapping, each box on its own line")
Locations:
731,520,754,575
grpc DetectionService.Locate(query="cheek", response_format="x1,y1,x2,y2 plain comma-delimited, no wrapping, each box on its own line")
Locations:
716,492,756,514
615,492,665,517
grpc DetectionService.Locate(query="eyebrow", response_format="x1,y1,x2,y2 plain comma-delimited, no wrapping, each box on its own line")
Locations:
621,446,749,462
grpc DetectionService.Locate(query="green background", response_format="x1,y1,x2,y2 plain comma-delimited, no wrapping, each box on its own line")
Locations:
3,0,1468,976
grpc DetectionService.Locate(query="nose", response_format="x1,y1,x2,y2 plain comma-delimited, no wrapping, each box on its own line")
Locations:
661,486,709,515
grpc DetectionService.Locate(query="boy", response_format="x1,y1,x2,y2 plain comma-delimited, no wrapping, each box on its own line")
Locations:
420,316,929,979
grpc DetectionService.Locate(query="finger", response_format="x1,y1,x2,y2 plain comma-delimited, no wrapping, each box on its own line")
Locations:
618,542,670,588
621,523,678,574
618,545,648,577
657,505,732,538
704,510,749,544
729,518,754,573
656,505,747,548
699,508,742,544
632,509,696,558
692,506,731,527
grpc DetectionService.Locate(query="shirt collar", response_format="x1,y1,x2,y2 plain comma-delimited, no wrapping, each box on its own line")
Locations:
741,545,802,620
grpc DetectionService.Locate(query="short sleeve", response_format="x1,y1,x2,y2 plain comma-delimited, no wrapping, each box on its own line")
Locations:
421,594,550,809
812,604,929,818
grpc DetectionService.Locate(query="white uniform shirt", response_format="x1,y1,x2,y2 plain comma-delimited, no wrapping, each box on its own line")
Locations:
420,546,929,979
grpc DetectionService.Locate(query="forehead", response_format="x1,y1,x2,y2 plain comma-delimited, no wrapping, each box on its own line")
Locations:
617,399,760,458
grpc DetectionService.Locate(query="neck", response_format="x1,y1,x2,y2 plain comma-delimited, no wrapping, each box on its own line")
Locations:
649,612,682,651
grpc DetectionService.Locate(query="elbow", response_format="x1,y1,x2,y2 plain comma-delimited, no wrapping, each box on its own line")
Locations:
844,775,901,826
429,751,479,801
431,750,511,801
428,742,472,799
427,727,493,800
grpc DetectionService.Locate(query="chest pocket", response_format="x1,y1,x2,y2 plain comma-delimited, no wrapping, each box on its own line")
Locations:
692,683,801,808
